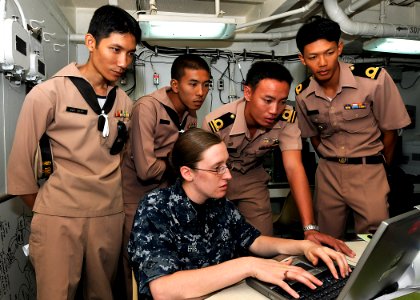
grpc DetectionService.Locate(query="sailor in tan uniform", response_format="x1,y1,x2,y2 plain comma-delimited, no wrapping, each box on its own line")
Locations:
295,17,411,238
7,6,141,299
203,61,354,256
120,54,211,298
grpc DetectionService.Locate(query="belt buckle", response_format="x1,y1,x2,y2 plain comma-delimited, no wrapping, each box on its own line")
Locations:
338,157,347,164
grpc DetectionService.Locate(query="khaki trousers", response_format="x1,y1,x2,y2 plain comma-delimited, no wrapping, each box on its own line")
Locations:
227,167,273,236
121,203,139,300
315,159,389,238
29,213,124,300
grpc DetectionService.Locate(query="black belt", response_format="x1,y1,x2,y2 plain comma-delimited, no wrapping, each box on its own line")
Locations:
323,155,384,164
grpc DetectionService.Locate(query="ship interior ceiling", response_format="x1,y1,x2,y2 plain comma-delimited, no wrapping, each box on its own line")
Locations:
58,0,420,59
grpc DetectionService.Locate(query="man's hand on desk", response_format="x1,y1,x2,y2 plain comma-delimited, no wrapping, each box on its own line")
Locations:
304,230,356,258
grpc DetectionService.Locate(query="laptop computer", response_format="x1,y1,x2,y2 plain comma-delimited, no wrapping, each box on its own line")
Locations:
247,208,420,300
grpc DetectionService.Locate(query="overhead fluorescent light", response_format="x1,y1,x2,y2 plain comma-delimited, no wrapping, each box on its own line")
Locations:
138,13,236,40
363,38,420,55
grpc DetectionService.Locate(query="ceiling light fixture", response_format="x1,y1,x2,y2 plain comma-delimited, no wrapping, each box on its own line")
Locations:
363,38,420,55
138,12,236,40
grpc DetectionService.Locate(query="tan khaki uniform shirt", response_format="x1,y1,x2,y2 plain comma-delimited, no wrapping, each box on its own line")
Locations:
202,98,302,173
202,98,301,235
7,63,133,217
295,62,411,237
121,87,197,204
295,62,411,158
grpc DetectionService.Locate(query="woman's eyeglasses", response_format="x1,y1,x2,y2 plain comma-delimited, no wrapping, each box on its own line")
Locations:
193,163,232,175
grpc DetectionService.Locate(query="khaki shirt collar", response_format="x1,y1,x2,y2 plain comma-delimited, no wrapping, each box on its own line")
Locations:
230,98,248,136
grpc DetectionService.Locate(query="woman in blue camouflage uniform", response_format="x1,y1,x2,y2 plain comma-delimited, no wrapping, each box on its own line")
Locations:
128,128,350,299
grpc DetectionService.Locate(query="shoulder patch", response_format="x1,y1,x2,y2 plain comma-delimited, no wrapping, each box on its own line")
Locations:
277,108,297,123
208,112,236,133
295,77,311,95
350,64,382,80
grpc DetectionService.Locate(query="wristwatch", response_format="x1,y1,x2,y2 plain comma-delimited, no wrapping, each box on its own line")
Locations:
303,224,320,232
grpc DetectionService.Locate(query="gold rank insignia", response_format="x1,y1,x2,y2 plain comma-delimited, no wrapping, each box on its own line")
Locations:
350,64,382,80
208,113,236,133
295,77,311,95
277,108,297,123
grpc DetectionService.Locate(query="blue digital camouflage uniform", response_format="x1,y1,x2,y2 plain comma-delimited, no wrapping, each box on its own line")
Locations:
127,179,261,297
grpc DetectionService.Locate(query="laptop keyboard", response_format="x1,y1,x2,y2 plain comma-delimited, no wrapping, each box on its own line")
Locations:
271,270,350,300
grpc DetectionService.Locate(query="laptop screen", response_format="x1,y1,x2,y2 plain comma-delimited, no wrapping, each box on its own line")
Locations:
338,208,420,300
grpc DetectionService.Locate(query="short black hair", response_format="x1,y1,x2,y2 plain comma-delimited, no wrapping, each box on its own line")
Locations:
245,61,293,90
88,5,142,45
296,16,341,53
171,54,211,81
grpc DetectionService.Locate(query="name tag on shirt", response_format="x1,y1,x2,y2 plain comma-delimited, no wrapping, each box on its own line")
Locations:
66,106,88,115
159,119,170,125
307,110,319,115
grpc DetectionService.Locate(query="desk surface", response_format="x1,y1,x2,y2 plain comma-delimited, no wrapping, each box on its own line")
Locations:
206,281,267,300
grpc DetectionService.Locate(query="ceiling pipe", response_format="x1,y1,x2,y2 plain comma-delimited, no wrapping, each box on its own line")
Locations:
70,34,84,43
344,0,371,15
324,0,420,39
236,0,319,30
380,1,386,23
215,0,220,16
234,30,297,41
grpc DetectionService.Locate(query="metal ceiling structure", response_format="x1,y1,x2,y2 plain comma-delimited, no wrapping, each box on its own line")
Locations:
57,0,420,56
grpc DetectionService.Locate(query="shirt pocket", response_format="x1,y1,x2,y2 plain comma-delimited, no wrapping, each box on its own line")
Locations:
341,107,374,133
251,148,270,158
309,114,334,137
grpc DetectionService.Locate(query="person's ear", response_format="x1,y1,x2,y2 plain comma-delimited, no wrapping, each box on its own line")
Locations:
338,41,344,56
180,166,193,182
243,85,252,102
171,79,179,93
298,53,306,66
85,34,96,52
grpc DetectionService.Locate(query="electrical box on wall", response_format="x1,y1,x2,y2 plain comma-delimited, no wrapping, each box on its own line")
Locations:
0,17,30,73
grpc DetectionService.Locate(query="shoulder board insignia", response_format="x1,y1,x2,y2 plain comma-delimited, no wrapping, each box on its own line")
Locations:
350,64,382,80
278,108,297,123
295,77,311,95
208,113,236,133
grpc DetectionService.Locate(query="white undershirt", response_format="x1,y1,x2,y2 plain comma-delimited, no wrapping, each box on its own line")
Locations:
98,96,106,108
